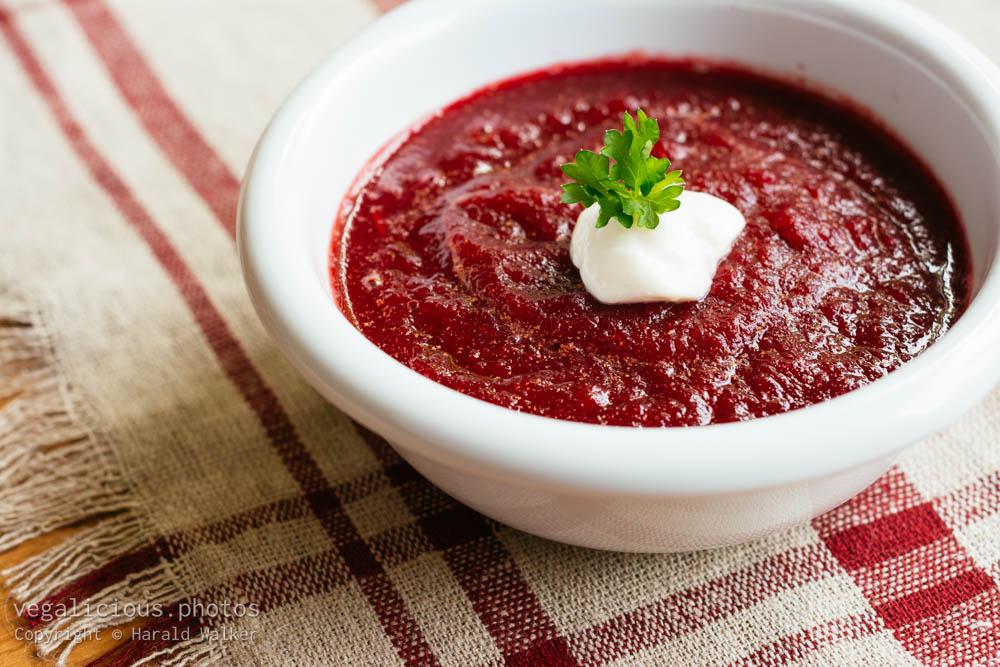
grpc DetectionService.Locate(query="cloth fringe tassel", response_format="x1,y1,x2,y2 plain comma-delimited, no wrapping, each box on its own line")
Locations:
0,291,204,666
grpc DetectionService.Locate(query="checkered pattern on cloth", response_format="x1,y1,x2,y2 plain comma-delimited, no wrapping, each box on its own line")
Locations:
1,0,999,665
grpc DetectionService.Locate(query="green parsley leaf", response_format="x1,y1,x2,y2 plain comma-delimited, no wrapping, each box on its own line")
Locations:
560,108,685,230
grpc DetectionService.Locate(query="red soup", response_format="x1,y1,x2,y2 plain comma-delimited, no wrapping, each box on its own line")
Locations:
331,58,971,427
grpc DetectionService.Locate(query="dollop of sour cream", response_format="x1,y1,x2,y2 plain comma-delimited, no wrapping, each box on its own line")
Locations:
570,190,746,304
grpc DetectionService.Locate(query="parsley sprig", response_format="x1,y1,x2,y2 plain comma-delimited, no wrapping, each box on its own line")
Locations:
561,109,684,229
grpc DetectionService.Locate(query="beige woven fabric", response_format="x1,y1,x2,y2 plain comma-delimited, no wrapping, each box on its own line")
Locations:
1,0,999,665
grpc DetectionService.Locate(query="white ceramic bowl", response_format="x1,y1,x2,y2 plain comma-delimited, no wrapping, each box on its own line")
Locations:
239,0,1000,551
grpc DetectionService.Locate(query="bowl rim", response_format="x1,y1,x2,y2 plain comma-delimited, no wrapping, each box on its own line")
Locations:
239,0,1000,496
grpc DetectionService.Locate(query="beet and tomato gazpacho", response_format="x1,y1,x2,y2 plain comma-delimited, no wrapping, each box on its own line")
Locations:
331,58,971,427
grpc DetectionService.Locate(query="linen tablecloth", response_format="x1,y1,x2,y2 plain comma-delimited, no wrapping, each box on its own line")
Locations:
3,0,1000,664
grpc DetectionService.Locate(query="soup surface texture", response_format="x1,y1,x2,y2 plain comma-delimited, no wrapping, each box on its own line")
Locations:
332,59,970,427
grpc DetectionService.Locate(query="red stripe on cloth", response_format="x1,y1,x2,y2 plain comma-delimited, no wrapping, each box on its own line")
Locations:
874,569,994,630
567,543,838,664
728,612,883,667
209,548,353,618
357,427,579,666
61,0,241,238
815,468,1000,664
167,496,311,551
822,503,949,571
436,511,575,662
850,534,977,608
131,465,397,556
893,586,1000,664
0,14,437,665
